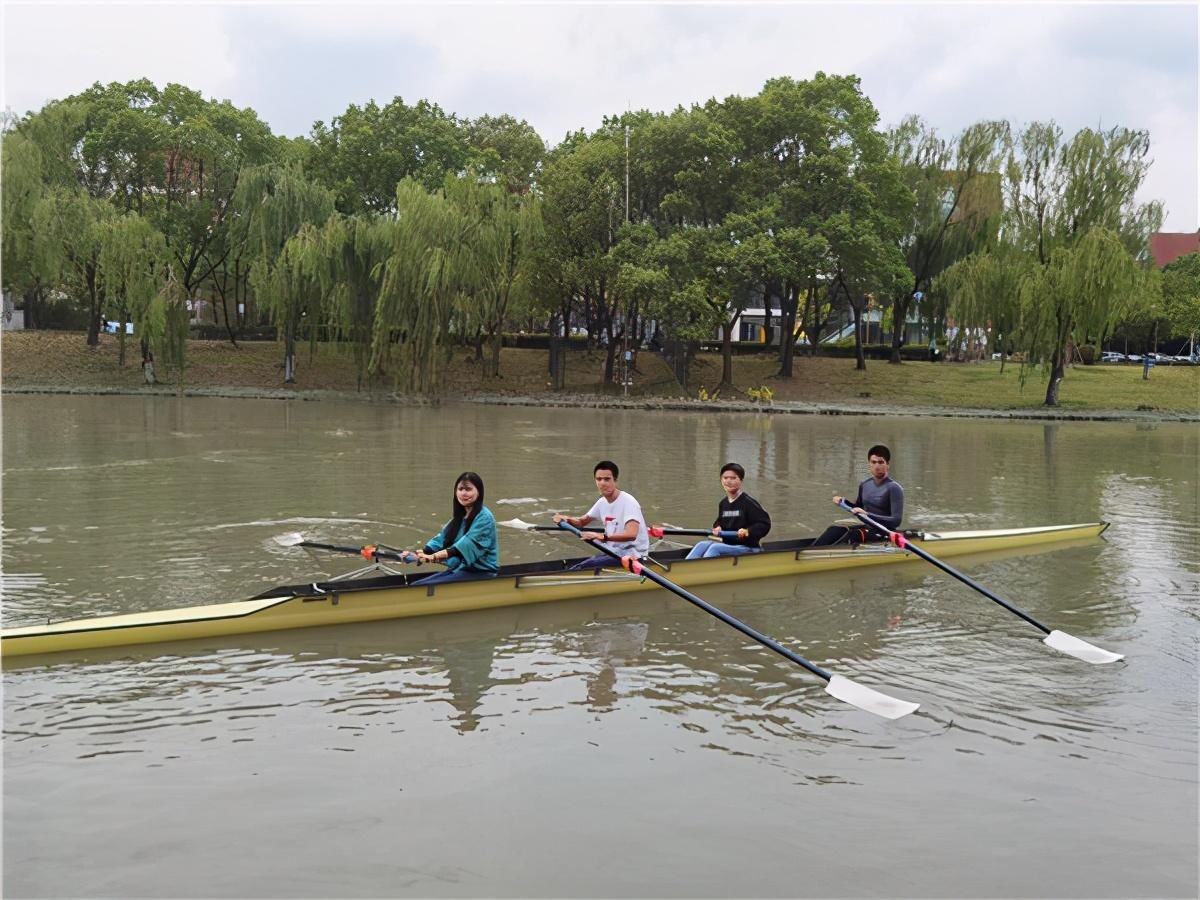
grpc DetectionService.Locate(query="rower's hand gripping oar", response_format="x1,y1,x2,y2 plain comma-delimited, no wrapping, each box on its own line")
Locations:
835,500,1122,665
554,520,919,719
274,533,421,564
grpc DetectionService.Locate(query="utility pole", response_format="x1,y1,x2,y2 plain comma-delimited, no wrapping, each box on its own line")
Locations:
624,124,631,225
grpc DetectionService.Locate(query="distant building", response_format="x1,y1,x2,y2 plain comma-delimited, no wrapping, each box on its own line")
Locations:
1148,231,1200,268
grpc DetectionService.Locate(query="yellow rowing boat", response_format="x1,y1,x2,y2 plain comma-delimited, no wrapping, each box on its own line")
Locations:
0,522,1107,659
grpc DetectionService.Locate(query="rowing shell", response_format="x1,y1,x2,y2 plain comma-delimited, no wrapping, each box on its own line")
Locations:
1,522,1108,659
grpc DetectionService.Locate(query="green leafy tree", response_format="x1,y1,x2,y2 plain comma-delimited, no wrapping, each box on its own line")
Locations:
307,98,470,215
1162,253,1200,351
462,114,547,193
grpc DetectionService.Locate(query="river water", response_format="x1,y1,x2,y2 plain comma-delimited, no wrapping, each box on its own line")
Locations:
2,394,1196,898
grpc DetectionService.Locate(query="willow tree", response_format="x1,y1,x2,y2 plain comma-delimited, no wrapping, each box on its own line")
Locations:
938,123,1163,405
374,178,478,395
97,213,166,367
250,224,328,383
447,176,544,378
886,117,1009,363
316,213,396,389
31,187,115,344
233,164,336,382
938,247,1022,371
1017,227,1146,403
1,132,46,326
141,265,191,387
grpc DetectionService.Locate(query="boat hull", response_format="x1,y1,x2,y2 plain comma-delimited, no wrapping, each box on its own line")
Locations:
1,522,1108,658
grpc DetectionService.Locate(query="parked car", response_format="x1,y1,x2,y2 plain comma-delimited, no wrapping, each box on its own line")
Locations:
1100,351,1125,363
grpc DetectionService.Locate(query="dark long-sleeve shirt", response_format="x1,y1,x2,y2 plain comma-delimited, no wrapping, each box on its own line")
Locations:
854,476,904,531
714,492,772,548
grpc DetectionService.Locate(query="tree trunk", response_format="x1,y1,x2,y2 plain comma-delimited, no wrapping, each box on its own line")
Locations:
23,287,42,329
488,332,502,378
762,281,776,347
1043,311,1071,406
889,292,912,364
806,281,830,358
603,329,617,384
777,283,801,378
284,319,297,384
1044,352,1065,405
141,339,156,384
853,302,867,371
720,319,735,389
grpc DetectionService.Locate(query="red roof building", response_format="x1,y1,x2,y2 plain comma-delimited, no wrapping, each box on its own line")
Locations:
1149,231,1200,268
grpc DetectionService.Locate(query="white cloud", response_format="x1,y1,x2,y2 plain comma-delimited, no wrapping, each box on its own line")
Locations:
3,1,1195,229
2,4,240,116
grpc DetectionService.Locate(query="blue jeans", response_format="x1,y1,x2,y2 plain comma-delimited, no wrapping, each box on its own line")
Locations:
685,541,760,560
417,568,498,585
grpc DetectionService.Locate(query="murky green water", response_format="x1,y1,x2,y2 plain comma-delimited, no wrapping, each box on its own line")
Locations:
3,395,1197,897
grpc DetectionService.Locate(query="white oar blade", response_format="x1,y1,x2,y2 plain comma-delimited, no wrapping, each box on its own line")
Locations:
824,674,920,720
1043,630,1124,664
498,518,541,531
273,532,307,547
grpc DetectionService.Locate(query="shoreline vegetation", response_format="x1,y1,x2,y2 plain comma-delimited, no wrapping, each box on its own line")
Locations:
3,331,1197,423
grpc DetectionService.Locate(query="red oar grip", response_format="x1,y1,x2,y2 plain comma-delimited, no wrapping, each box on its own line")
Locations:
360,545,377,559
648,527,665,538
621,556,644,576
889,532,907,549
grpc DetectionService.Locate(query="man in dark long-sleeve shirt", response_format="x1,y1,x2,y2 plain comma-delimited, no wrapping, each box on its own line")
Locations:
685,462,771,559
813,445,904,546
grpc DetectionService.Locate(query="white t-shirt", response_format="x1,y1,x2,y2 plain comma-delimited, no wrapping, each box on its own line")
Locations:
585,490,650,558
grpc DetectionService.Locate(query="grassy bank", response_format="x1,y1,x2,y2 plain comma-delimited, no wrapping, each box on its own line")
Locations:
3,330,1198,417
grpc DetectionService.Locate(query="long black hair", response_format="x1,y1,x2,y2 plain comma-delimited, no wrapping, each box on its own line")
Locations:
447,471,486,543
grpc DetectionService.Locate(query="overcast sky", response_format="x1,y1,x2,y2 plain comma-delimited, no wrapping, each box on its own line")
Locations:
3,1,1196,230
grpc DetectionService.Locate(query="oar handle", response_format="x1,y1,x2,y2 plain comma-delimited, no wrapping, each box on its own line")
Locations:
835,500,1051,635
359,544,420,564
555,520,833,681
299,541,418,564
648,526,740,539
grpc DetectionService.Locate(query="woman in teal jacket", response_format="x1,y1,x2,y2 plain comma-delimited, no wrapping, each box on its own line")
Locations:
412,472,499,584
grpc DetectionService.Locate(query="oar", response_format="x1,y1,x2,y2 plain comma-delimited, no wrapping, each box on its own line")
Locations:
553,520,919,719
834,500,1122,664
498,518,574,533
501,518,737,541
274,532,418,564
648,526,740,539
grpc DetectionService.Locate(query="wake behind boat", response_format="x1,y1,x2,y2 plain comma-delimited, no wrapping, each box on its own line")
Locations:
2,521,1107,659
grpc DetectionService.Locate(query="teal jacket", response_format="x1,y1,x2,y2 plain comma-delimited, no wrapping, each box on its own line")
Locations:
423,506,499,574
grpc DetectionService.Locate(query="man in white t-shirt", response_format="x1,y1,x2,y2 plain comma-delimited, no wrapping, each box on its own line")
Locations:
554,460,650,569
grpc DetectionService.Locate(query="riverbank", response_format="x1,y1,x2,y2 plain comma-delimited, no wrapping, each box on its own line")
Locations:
3,330,1198,422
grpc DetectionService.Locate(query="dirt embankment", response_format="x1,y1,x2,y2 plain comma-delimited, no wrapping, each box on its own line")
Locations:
3,330,1197,423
